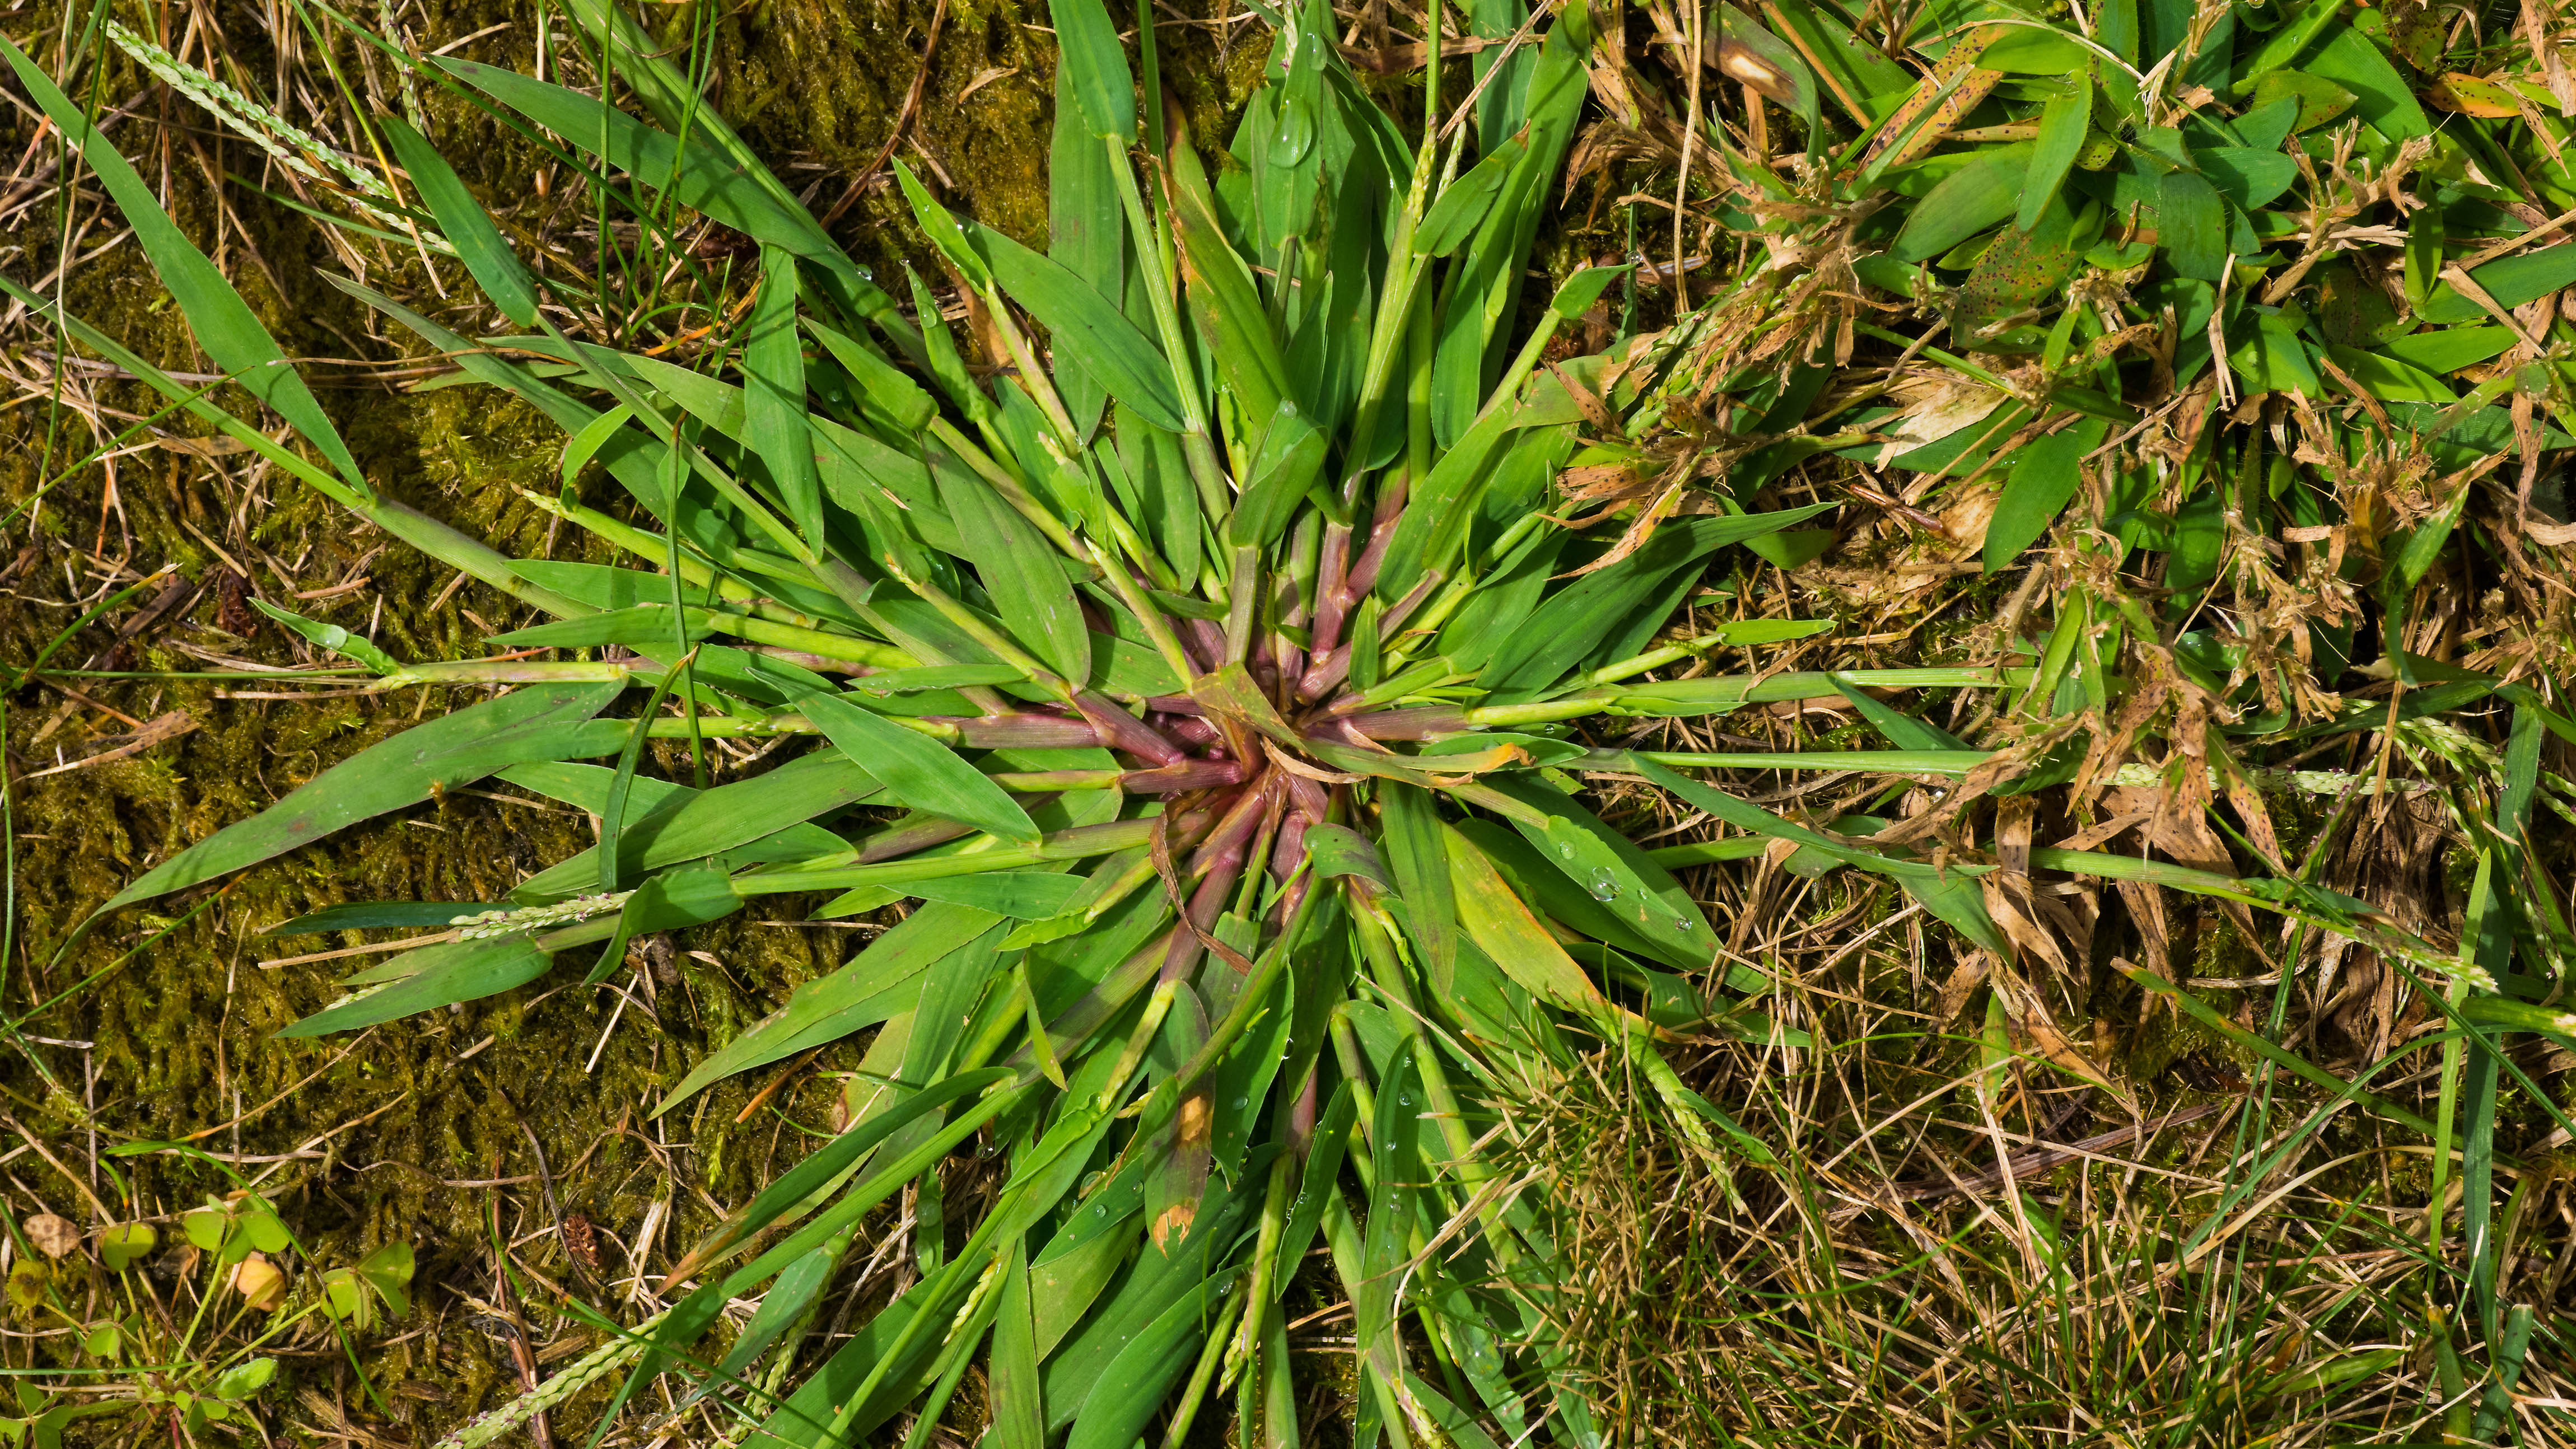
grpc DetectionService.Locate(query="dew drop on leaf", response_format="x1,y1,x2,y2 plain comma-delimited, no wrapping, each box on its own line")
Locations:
1272,96,1317,164
1588,868,1618,901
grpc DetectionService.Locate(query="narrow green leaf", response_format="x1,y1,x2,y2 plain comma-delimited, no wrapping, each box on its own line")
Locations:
2156,169,2228,283
968,219,1187,432
1441,826,1610,1016
988,1241,1045,1449
379,114,539,328
2020,85,2091,232
1893,146,2031,263
933,469,1090,686
802,692,1041,844
1985,417,2111,571
279,934,553,1038
2,37,369,497
746,247,827,546
105,682,624,913
1051,0,1136,142
254,600,400,674
1416,135,1525,256
1379,783,1458,987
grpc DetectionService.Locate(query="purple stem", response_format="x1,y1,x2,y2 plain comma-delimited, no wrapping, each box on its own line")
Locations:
1121,759,1248,793
1309,521,1355,666
1328,704,1471,741
1075,691,1187,766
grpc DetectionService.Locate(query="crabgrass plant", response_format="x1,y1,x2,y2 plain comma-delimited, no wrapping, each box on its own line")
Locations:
16,0,2576,1442
0,1,1952,1442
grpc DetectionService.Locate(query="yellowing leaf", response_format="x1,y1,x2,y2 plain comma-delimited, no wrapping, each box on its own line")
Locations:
1442,826,1609,1017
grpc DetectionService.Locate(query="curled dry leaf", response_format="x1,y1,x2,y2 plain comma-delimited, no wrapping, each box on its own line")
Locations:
232,1252,286,1311
21,1214,78,1260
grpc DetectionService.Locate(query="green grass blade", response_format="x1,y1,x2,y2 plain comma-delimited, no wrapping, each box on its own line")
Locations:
102,681,625,913
801,692,1040,845
968,219,1188,433
1051,0,1137,143
746,247,828,546
278,934,554,1038
1,37,371,497
379,113,539,327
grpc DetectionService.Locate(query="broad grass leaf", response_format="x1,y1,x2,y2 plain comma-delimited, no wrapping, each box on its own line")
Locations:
1892,144,2032,263
661,906,1006,1110
378,115,538,328
2248,68,2355,132
1548,263,1628,320
2322,343,2454,404
987,1242,1045,1449
1065,1268,1243,1449
1416,134,1525,256
2299,26,2430,138
106,681,624,912
2157,169,2229,282
1478,507,1833,699
967,220,1186,432
1478,777,1724,971
1441,827,1609,1016
801,693,1039,844
1304,825,1390,887
1050,0,1136,142
746,247,826,546
2198,147,2298,208
514,750,881,901
264,903,492,936
2382,326,2514,374
1957,198,2086,350
2419,245,2576,325
1043,1182,1257,1429
712,1246,837,1382
1427,21,1590,446
1228,402,1328,548
904,872,1089,917
1,38,368,499
932,469,1089,685
1763,0,1911,121
1985,417,2111,571
743,1281,942,1443
1049,55,1125,438
437,58,883,303
1372,405,1522,603
279,934,552,1037
805,317,937,433
2020,87,2092,232
1379,783,1458,985
1169,169,1288,435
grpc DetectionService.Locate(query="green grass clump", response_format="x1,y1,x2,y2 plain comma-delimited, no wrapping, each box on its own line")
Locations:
11,0,2576,1443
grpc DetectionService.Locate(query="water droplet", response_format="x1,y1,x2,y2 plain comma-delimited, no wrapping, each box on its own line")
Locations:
1234,1097,1248,1109
1399,1094,1413,1106
1094,1205,1107,1216
1673,917,1693,934
1588,868,1618,901
1555,843,1576,861
856,265,875,281
1272,96,1317,164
